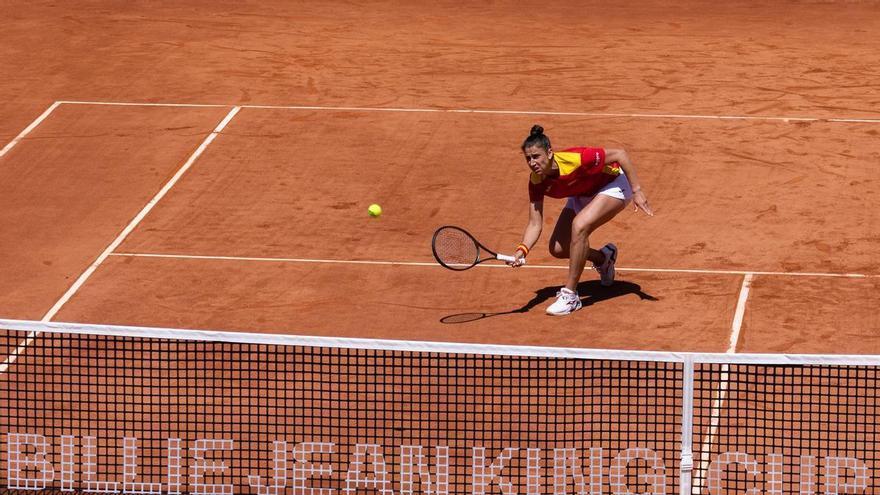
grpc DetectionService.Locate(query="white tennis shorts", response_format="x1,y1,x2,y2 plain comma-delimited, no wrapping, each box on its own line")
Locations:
564,173,632,213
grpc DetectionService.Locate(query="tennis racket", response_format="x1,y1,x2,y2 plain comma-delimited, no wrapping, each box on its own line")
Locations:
431,225,525,271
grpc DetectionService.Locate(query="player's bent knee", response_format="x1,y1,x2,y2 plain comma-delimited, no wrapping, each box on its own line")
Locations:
571,220,595,239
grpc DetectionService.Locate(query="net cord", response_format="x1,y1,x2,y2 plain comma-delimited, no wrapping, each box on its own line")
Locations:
2,319,880,366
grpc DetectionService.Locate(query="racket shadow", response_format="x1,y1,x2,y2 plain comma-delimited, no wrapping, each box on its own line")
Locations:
440,280,658,324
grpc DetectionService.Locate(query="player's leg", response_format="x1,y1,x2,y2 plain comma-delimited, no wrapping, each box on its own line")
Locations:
548,197,618,264
565,195,626,291
548,206,576,258
548,197,605,261
546,175,633,315
546,196,624,316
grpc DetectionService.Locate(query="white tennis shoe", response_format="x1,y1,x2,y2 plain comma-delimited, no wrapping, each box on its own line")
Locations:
546,287,582,316
596,243,618,286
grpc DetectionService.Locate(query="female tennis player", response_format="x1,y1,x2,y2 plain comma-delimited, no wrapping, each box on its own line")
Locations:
509,125,653,316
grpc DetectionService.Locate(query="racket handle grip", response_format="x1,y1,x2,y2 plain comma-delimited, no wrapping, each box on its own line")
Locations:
496,254,526,265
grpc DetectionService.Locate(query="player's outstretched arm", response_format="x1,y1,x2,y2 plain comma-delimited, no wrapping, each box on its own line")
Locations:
511,200,543,267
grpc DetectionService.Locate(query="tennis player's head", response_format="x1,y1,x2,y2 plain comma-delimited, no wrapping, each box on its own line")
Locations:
521,124,554,176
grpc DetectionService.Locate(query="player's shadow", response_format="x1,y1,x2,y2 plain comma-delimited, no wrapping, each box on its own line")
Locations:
440,280,658,324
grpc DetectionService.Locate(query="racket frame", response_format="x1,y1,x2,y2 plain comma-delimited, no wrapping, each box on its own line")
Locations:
431,225,523,270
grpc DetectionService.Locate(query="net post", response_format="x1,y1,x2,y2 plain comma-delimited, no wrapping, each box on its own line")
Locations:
680,356,695,495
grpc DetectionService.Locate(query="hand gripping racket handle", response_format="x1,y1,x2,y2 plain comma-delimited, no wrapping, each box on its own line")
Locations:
496,253,526,265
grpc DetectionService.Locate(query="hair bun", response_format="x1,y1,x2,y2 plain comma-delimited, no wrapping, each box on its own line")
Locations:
529,125,544,137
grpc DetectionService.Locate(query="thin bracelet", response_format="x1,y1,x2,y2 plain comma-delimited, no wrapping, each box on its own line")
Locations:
516,243,530,256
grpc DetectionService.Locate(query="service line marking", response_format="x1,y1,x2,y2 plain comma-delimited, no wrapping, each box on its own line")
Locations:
108,252,871,279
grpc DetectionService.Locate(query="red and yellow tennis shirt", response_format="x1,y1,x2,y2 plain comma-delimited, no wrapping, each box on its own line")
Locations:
528,147,621,202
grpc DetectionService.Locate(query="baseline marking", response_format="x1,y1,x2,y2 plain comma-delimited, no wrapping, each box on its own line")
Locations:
0,102,63,158
57,99,880,124
108,252,871,279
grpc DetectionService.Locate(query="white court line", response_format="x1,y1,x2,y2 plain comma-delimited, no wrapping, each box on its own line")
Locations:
0,107,242,374
0,331,40,374
693,273,753,494
108,252,873,279
111,252,443,266
57,99,880,124
728,273,754,353
58,100,230,109
0,101,65,373
0,101,63,158
40,106,241,322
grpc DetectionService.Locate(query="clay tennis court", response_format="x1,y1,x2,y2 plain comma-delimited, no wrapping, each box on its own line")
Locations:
1,2,879,495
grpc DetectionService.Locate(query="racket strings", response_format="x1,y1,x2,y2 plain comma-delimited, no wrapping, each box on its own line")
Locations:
434,228,480,267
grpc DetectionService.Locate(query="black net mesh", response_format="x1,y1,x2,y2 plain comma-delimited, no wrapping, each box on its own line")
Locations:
1,328,683,495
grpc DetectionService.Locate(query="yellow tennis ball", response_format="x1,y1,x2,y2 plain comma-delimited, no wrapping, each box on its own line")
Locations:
368,204,382,217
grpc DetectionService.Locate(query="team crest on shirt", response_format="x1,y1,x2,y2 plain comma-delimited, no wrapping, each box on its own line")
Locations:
603,162,621,175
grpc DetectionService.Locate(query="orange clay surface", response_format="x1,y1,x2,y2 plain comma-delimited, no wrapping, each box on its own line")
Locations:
2,1,879,353
0,104,231,320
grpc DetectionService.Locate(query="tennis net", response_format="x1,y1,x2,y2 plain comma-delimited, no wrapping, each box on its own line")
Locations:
1,320,878,495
